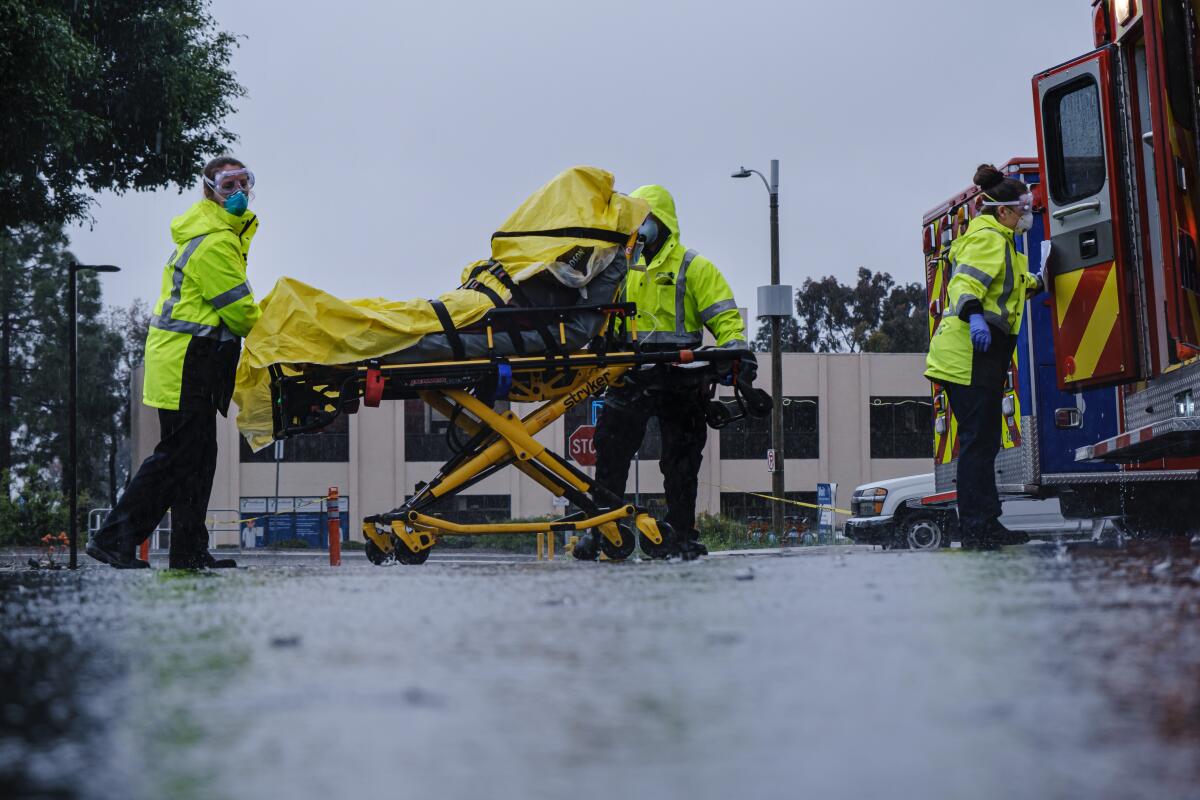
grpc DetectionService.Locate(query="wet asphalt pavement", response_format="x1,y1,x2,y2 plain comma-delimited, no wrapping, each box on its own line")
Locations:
2,542,1200,800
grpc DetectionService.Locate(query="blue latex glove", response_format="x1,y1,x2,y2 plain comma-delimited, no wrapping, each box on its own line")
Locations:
969,314,991,352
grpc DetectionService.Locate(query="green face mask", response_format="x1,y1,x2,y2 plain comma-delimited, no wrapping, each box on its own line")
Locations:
223,191,249,217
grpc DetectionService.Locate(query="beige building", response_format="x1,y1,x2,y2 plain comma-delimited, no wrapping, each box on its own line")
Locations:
130,352,932,545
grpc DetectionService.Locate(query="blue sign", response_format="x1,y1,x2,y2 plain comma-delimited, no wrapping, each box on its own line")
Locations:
816,482,837,544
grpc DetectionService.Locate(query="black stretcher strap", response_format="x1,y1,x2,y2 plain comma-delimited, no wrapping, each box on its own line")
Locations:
491,227,630,246
485,262,534,308
467,281,505,308
428,299,465,360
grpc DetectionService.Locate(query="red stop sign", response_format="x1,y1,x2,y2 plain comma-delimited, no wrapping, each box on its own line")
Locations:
568,424,597,466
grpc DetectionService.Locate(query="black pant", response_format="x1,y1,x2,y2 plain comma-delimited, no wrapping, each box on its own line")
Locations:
593,377,709,539
93,406,218,561
946,381,1003,539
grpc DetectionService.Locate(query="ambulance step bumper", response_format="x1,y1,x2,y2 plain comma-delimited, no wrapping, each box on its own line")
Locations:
1075,417,1200,463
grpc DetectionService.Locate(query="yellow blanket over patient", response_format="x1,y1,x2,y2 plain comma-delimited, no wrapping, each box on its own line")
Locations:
233,166,648,450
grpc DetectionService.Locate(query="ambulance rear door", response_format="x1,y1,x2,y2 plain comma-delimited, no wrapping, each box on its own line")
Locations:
1034,47,1143,390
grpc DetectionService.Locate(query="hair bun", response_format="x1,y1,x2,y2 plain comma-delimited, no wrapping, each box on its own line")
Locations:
973,164,1005,192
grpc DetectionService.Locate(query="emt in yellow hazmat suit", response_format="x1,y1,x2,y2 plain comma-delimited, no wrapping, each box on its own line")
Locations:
575,184,753,561
89,156,262,569
924,164,1044,550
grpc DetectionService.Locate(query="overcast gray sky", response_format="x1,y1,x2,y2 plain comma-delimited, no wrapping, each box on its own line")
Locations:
70,0,1094,335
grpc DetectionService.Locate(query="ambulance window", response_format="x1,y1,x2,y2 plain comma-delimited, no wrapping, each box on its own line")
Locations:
1044,77,1106,204
1162,0,1194,131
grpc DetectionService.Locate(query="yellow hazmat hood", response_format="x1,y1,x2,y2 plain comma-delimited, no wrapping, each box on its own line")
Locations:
233,166,648,449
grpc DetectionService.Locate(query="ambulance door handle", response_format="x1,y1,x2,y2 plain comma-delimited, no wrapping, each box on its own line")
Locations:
1051,200,1101,220
1142,131,1154,148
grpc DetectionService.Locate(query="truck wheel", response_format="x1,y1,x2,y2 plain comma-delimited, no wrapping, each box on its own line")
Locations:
903,516,945,551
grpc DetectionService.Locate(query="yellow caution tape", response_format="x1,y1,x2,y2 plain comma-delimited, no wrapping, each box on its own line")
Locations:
206,497,332,528
706,483,853,516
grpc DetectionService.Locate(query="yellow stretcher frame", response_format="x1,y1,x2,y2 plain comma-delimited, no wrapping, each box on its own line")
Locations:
268,303,762,565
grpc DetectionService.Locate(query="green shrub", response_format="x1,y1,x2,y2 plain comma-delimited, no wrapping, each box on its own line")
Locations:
697,513,777,552
438,516,556,553
0,469,71,547
340,539,365,551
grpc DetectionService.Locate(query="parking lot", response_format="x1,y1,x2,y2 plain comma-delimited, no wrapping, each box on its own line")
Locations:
3,541,1199,800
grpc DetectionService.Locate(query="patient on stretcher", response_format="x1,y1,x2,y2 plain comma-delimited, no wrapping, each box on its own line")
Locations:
233,166,650,449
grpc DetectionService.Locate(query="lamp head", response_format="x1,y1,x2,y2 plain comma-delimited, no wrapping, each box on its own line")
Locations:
731,167,752,179
72,263,121,273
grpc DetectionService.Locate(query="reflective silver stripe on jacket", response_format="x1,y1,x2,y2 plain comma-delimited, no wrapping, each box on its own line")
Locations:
148,315,236,341
952,262,994,288
158,234,207,323
150,233,236,341
209,281,253,310
675,249,698,335
983,310,1009,330
976,228,1015,328
638,330,703,347
699,298,737,324
953,293,980,317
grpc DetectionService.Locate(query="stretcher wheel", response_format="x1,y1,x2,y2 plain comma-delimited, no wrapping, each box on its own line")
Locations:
393,535,433,565
364,536,394,566
600,523,636,562
639,521,676,560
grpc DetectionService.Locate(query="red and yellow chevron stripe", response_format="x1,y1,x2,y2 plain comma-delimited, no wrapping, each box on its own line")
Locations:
1053,262,1124,384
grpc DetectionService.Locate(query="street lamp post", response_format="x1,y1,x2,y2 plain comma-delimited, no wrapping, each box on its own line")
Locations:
68,263,121,570
732,160,790,542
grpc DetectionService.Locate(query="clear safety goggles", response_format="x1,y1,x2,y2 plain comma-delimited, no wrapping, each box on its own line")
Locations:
980,192,1033,213
205,167,255,198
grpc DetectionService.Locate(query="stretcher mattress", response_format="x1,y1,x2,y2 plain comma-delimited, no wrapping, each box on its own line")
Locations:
233,166,648,450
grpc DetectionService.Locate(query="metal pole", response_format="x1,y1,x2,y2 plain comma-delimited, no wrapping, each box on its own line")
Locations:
68,266,78,569
768,160,785,544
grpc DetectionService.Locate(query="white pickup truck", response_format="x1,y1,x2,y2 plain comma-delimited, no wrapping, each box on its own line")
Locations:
843,473,1086,550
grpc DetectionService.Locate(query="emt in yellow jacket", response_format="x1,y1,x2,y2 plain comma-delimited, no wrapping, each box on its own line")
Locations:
89,156,262,570
576,184,754,561
925,164,1043,549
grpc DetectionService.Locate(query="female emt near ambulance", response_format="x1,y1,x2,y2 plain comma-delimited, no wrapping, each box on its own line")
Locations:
925,165,1045,550
88,156,262,569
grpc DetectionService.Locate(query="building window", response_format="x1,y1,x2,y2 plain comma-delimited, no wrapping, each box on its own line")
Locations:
404,399,511,462
240,414,349,463
869,396,933,459
563,399,662,463
718,396,818,460
405,398,454,462
406,494,511,524
720,491,817,527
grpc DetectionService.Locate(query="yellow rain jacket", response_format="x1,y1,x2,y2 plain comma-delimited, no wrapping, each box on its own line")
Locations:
626,185,745,347
144,199,261,412
925,214,1037,387
233,166,648,449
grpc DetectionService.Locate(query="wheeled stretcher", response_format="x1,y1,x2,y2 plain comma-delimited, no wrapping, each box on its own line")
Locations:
268,294,768,565
235,166,768,563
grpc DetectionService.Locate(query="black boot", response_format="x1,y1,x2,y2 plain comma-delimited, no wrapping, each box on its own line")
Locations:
86,540,150,569
572,532,599,561
988,522,1030,546
169,550,237,569
677,529,708,561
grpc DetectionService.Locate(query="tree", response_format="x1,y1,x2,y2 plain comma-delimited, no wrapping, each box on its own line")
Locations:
863,281,928,354
755,268,929,354
0,226,49,479
0,0,245,232
752,315,804,353
19,243,124,512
